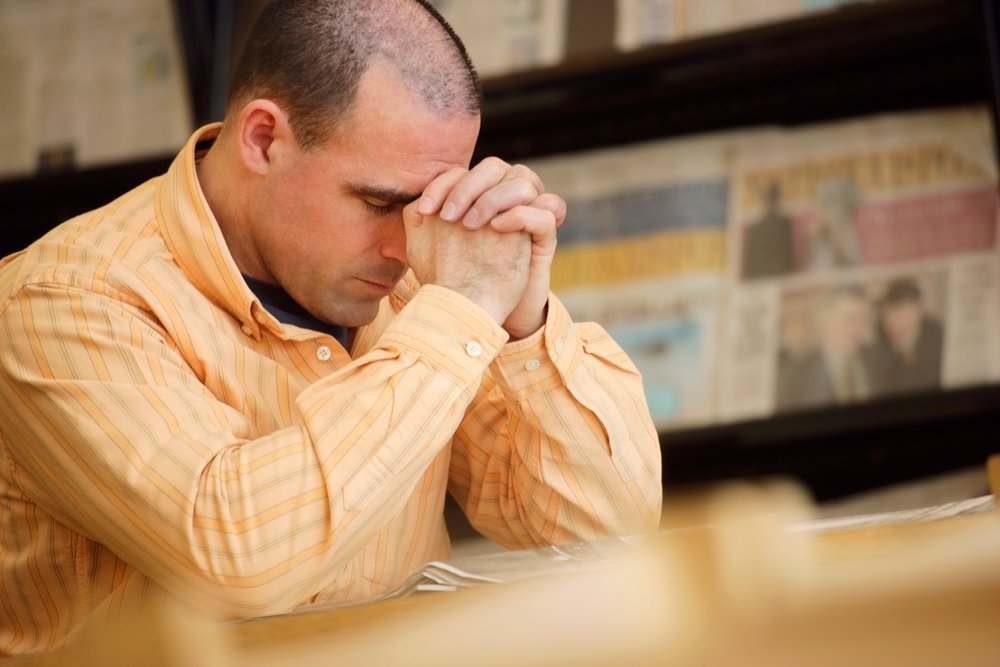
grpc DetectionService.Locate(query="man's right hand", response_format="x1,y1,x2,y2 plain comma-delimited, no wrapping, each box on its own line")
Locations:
412,159,565,339
403,204,532,326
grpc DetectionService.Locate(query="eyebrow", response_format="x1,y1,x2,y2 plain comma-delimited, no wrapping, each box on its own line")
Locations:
348,184,423,205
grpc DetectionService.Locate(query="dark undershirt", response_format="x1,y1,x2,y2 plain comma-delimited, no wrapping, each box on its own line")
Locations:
243,274,349,348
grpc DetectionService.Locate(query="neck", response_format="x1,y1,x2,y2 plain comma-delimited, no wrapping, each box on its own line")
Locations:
196,130,263,280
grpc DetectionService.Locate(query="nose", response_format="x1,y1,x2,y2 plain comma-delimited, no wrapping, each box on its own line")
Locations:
380,215,409,266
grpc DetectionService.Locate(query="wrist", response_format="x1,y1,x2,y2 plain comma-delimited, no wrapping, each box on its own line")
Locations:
503,303,547,341
443,284,510,326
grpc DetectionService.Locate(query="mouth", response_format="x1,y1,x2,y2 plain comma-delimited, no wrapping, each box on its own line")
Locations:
356,263,407,295
357,277,396,294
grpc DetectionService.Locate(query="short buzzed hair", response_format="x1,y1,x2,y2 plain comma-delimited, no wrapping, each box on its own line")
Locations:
227,0,482,150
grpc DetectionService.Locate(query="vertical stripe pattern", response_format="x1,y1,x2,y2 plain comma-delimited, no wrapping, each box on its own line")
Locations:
0,124,662,656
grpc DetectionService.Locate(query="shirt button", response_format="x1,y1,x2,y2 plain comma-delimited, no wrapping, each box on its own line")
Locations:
555,339,564,353
524,358,541,371
241,324,254,336
465,341,483,358
316,345,332,361
253,309,267,324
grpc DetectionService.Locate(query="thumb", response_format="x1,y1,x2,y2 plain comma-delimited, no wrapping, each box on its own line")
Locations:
402,200,425,229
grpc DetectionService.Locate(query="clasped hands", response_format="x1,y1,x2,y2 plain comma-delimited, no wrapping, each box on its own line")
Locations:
404,157,566,340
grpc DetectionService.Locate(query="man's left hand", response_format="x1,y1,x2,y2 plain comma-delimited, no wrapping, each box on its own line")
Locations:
416,158,567,340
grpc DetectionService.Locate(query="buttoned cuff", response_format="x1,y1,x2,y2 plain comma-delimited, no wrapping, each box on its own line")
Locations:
490,293,580,396
379,285,509,386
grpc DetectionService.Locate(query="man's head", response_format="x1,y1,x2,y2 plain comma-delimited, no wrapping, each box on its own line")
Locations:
818,287,871,357
816,178,860,215
202,0,483,328
763,181,782,211
880,279,924,350
226,0,482,150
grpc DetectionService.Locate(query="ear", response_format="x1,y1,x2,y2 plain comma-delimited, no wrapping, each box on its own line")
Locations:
234,99,295,176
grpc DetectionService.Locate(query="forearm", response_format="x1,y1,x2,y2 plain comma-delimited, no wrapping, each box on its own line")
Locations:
450,295,663,548
0,285,505,616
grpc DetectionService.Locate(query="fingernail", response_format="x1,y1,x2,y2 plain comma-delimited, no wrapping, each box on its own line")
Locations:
417,197,434,214
441,202,456,221
463,209,478,228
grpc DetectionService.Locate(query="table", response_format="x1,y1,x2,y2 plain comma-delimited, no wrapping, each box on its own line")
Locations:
10,491,1000,667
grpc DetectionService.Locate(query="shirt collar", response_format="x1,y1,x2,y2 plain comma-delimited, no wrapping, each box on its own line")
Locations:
155,123,418,341
155,123,278,340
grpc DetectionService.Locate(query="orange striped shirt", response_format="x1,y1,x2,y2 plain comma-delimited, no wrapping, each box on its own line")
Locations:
0,124,662,656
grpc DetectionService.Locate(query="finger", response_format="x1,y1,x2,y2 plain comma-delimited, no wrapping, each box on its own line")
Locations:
437,156,511,222
501,163,545,193
402,199,426,228
530,193,567,228
461,177,542,230
489,205,558,250
416,167,469,216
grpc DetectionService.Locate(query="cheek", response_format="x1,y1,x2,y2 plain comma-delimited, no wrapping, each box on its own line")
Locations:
884,312,905,335
256,196,340,269
277,192,349,246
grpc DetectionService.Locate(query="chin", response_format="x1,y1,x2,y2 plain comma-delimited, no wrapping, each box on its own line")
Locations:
326,303,381,329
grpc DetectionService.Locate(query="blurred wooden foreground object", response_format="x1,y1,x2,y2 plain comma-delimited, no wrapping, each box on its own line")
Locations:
12,482,1000,667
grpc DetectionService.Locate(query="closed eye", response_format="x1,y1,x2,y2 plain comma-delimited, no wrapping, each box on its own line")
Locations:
362,199,395,216
350,184,421,217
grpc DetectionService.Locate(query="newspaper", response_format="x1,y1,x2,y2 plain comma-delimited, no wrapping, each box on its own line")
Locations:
721,106,1000,420
429,0,567,78
390,535,641,596
518,105,999,429
526,132,748,430
801,495,996,534
615,0,876,51
0,0,192,177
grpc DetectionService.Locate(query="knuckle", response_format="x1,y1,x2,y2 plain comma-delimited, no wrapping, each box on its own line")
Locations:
512,163,544,190
513,179,540,202
448,181,478,205
539,193,567,221
474,157,510,185
534,192,558,209
482,156,510,172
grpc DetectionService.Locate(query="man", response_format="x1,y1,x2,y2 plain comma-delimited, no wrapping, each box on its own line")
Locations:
0,0,662,655
802,177,862,271
871,278,944,395
742,181,798,280
776,287,877,411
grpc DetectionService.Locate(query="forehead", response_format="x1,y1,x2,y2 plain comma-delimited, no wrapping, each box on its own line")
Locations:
827,294,867,318
886,299,920,313
325,62,480,191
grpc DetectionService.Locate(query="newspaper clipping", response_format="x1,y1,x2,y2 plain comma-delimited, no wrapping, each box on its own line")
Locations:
529,106,1000,430
430,0,567,78
527,133,744,430
0,0,192,176
721,106,1000,421
615,0,871,51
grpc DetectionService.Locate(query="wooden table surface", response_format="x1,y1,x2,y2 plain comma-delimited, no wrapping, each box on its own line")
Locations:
10,499,1000,667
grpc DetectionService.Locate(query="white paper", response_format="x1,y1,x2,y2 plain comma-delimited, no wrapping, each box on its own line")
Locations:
0,0,192,176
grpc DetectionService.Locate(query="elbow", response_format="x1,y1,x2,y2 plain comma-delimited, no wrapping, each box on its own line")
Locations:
163,552,317,620
604,470,664,538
